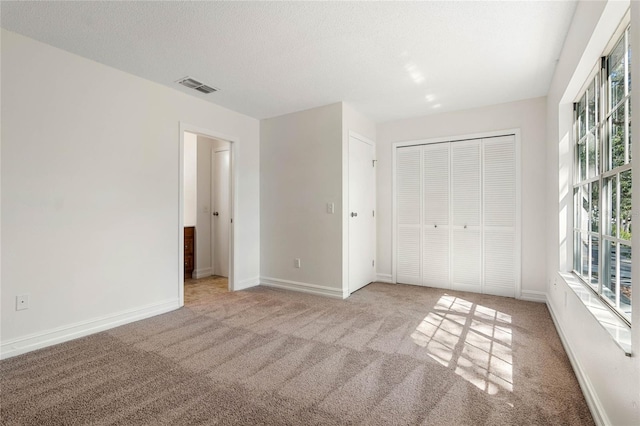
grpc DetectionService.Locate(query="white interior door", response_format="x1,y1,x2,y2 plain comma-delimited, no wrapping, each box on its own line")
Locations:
422,144,450,289
212,149,230,277
394,134,519,297
396,146,422,285
451,140,482,293
483,135,517,297
349,135,375,293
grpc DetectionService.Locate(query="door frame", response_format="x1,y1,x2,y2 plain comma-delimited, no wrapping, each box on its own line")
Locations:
391,128,522,297
347,130,377,295
179,122,238,306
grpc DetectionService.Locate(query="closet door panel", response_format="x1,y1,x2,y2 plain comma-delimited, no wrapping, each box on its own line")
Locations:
483,136,517,295
397,147,421,226
422,143,450,288
423,227,450,288
484,136,516,228
398,228,421,284
423,144,449,226
484,230,516,297
451,140,482,291
451,141,481,227
396,147,422,285
452,228,482,292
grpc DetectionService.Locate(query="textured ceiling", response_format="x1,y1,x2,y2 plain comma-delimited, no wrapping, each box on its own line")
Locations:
1,1,577,122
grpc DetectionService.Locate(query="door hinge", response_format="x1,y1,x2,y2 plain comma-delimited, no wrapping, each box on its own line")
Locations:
372,159,377,167
372,260,375,267
230,218,233,223
373,210,375,217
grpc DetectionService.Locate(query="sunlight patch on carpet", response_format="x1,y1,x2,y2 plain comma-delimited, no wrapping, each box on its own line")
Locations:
411,294,513,395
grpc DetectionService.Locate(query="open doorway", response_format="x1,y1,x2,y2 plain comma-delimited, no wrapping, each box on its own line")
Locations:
180,124,235,307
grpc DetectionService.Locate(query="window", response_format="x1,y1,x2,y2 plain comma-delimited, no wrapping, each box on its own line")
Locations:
573,25,632,324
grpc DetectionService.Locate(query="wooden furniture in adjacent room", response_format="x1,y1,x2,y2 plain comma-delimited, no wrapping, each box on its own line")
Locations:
184,226,195,279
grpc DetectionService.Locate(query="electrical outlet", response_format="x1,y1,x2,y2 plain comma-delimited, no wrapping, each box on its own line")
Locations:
16,294,29,311
326,203,334,214
294,258,301,268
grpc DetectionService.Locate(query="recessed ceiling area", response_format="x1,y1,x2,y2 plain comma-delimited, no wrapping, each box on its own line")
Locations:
0,1,577,122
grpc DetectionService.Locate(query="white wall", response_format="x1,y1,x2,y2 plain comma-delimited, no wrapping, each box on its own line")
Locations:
1,30,260,357
183,132,197,227
260,103,344,297
342,103,377,146
376,97,547,297
545,1,639,424
195,136,213,278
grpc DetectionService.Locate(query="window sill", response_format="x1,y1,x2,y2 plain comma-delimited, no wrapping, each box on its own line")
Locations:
559,272,632,356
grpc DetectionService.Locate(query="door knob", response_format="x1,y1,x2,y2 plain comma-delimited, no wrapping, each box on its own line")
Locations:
351,212,358,217
213,212,219,216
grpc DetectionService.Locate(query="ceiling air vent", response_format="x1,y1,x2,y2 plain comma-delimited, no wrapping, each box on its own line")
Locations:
194,84,217,94
176,76,218,94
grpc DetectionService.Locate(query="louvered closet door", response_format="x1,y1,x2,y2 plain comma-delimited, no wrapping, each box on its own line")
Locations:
483,136,517,297
423,144,450,289
396,146,422,285
451,140,482,293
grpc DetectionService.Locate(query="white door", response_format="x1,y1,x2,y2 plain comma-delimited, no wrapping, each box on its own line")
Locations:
483,135,517,297
394,135,519,297
349,135,375,293
212,149,230,277
450,140,482,293
396,146,422,285
422,144,450,289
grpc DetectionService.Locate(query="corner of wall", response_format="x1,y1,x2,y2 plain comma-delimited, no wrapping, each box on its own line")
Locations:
259,103,344,297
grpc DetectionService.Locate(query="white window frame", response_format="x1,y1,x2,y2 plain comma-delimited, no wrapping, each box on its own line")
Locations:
572,22,632,325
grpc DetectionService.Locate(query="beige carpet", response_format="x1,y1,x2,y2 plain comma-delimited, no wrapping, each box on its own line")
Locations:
1,282,593,425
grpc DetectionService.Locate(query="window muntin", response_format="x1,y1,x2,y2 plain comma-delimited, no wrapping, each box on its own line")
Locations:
573,26,632,324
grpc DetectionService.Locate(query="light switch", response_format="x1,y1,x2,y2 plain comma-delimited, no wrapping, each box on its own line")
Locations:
326,203,335,214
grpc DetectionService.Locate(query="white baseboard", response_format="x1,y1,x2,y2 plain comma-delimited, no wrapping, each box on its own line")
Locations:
0,299,180,360
546,300,609,426
193,267,213,279
376,273,394,283
234,276,260,291
260,277,344,299
519,290,547,303
483,285,516,298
